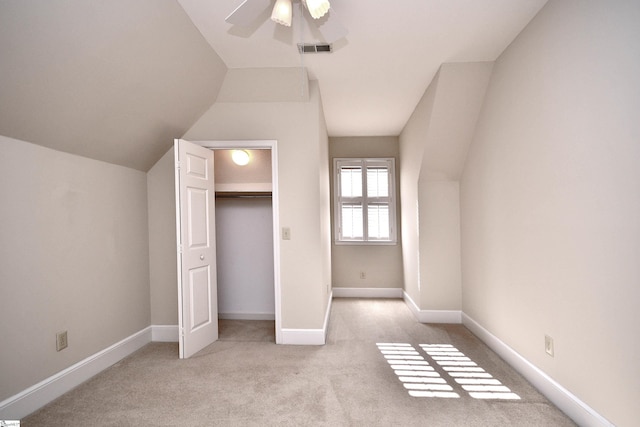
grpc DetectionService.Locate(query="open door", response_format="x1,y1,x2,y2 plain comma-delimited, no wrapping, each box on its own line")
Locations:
174,139,218,358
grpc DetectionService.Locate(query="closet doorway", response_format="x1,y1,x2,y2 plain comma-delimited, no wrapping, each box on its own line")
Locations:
197,140,281,344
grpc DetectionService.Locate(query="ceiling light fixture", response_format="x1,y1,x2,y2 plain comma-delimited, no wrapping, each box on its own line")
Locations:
231,150,250,166
271,0,293,27
226,0,345,43
303,0,331,19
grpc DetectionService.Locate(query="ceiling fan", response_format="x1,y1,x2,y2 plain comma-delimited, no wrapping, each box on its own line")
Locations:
225,0,348,43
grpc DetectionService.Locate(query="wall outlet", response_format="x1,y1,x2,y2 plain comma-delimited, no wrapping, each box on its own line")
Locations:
544,335,554,357
359,271,366,279
56,331,68,352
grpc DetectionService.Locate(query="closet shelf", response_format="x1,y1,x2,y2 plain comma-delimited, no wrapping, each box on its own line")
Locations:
215,191,272,199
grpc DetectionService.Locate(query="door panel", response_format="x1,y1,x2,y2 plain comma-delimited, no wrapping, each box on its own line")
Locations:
187,188,209,248
175,139,218,359
189,265,212,329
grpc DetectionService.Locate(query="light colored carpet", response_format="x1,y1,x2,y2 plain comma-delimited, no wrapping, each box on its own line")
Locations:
22,299,575,426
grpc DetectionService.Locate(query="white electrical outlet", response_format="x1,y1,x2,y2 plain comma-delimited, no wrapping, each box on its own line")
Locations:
360,271,366,279
544,335,554,357
56,331,68,352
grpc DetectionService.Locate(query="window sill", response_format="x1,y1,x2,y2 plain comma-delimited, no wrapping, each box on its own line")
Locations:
334,240,398,246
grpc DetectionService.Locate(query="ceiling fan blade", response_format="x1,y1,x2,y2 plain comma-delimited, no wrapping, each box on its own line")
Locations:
225,0,272,26
315,10,348,43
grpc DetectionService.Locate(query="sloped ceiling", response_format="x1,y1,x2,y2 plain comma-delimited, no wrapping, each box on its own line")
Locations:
178,0,548,137
419,63,495,181
0,0,548,172
0,0,227,171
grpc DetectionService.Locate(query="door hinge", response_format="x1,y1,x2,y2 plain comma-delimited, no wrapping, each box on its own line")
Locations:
175,161,181,170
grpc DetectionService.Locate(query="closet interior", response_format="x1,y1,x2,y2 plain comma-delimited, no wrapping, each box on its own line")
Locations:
213,149,275,342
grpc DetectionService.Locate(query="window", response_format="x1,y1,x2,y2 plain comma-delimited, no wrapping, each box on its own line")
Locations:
334,158,397,244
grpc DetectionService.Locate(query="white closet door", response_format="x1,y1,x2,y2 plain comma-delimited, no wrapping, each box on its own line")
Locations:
174,139,218,358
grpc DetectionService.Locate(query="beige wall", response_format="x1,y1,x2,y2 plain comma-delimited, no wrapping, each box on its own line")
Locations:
460,1,640,425
216,68,308,103
399,63,492,310
317,93,332,309
147,69,331,331
418,181,461,310
180,71,331,330
329,136,403,289
0,135,150,401
147,148,177,325
399,73,439,302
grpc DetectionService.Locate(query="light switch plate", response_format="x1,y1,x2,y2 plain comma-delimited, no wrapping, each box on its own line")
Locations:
544,335,554,357
282,227,291,240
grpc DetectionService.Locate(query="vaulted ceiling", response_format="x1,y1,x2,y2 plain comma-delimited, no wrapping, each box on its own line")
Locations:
178,0,547,137
0,0,226,171
0,0,547,171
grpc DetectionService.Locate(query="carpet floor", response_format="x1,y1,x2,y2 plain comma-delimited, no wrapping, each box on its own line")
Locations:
22,298,575,426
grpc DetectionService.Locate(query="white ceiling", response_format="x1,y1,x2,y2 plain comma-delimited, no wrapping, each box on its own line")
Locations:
178,0,547,137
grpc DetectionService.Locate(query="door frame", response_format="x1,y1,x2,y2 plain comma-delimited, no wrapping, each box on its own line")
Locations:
193,139,282,344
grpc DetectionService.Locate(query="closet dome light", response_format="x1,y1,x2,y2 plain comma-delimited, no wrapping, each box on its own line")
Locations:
231,150,250,166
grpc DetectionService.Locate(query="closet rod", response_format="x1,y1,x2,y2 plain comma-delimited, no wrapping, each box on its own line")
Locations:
215,192,272,199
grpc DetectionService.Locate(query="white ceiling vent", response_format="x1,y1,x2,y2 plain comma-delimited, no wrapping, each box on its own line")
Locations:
297,43,333,54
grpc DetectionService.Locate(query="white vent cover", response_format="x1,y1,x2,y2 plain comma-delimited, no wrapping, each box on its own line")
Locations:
297,43,333,54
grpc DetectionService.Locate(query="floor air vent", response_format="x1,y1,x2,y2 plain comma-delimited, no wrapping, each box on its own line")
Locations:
298,43,333,54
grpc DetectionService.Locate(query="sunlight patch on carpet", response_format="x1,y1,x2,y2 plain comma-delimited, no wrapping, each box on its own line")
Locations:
376,343,460,399
420,344,521,400
377,343,521,400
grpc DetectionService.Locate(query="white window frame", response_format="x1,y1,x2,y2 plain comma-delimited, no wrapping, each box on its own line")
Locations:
333,157,397,245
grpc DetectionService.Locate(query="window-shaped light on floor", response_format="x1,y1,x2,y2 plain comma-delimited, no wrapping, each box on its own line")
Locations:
377,343,460,399
420,344,521,400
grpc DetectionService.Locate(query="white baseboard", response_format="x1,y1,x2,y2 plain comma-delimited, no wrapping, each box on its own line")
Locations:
333,287,403,298
151,325,179,342
0,327,151,420
462,313,614,427
403,291,462,323
280,292,333,346
218,312,276,321
280,328,326,345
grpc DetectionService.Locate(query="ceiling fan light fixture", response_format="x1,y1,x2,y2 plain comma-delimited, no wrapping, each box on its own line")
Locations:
271,0,292,27
304,0,330,19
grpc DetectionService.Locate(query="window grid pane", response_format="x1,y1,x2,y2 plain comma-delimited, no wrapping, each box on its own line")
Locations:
341,203,363,239
367,167,389,198
367,204,390,239
340,167,362,198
